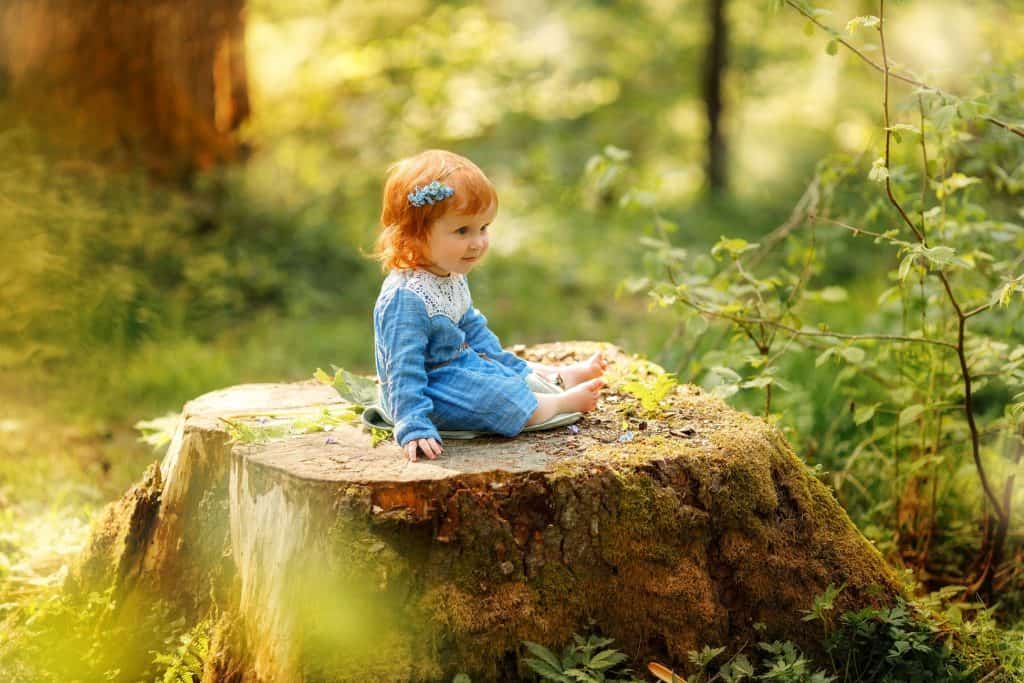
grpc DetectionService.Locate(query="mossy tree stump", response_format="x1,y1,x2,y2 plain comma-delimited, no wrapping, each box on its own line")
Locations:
72,342,900,682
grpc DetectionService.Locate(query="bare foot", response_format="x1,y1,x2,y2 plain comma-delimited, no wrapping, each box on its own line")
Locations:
559,352,609,389
559,378,604,413
526,378,605,427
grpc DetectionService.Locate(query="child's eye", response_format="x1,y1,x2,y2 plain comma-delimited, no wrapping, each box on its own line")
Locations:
481,225,489,233
456,226,468,234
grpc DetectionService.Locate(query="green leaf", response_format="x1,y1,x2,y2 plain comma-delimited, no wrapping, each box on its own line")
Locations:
877,286,900,305
846,15,880,33
688,645,726,668
936,173,981,199
604,145,631,162
899,404,927,426
587,649,628,671
710,366,741,383
619,276,652,295
826,40,838,56
898,254,916,281
817,286,848,302
839,346,865,364
854,403,880,425
452,675,472,683
329,367,379,407
887,123,921,136
921,245,956,266
730,654,755,678
711,236,759,260
524,641,564,674
524,657,570,682
996,282,1019,307
931,104,957,131
868,157,889,183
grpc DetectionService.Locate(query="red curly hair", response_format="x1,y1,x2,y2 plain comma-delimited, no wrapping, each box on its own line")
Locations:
373,149,498,271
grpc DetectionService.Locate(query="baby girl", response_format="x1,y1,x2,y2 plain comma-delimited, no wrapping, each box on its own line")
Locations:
371,150,606,462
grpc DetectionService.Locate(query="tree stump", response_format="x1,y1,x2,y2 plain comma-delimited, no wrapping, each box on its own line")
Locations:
72,342,901,682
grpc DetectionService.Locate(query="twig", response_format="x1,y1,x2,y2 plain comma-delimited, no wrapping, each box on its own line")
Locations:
785,0,1024,138
677,293,959,350
877,0,1005,527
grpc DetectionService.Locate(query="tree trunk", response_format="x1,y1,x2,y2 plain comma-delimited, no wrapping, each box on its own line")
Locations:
71,343,901,682
703,0,728,194
0,0,249,180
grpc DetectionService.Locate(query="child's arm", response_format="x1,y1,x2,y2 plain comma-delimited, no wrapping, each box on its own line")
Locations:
377,288,444,449
458,305,531,376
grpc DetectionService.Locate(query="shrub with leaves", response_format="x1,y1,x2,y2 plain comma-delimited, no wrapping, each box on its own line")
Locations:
631,0,1024,602
681,638,833,683
152,619,212,683
522,634,644,683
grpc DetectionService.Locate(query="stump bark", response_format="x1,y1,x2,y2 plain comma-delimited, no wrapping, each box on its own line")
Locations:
73,342,901,682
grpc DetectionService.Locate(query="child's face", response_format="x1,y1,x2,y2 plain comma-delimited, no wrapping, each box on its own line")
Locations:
422,203,496,277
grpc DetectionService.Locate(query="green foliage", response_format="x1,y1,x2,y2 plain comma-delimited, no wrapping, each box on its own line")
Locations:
632,0,1024,607
821,601,970,682
681,586,985,682
755,641,833,683
0,587,187,682
801,582,846,632
370,426,392,447
522,634,643,683
220,406,358,444
152,619,212,683
134,413,181,453
3,0,1023,677
314,366,378,408
684,637,833,683
620,372,678,418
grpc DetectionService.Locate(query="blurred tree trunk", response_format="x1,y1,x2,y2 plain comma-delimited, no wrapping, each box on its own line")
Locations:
0,0,249,181
703,0,728,194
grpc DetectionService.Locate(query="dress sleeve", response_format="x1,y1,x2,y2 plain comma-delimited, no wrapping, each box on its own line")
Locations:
376,288,442,446
459,304,531,377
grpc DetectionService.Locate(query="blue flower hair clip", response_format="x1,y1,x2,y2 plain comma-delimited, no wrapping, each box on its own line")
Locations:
408,181,455,208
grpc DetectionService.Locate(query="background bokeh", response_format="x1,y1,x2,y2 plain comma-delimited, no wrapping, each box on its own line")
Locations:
1,0,1023,679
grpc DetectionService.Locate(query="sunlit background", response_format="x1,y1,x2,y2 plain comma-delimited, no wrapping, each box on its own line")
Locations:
1,0,1022,678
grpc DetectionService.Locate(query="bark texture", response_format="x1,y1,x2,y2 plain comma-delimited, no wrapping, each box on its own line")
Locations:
71,342,901,682
703,0,729,194
0,0,249,179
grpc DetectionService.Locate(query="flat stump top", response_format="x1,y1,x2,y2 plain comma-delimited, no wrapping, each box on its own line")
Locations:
183,343,743,484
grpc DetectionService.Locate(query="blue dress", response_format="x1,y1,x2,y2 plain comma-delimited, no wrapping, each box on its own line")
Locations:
373,269,539,446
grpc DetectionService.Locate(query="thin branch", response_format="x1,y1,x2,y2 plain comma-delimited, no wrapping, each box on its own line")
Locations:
785,0,1024,139
819,217,903,244
964,303,994,319
752,174,821,264
676,294,959,350
919,96,930,237
878,1,1005,527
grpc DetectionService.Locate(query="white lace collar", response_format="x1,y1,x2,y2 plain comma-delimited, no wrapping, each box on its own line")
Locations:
397,269,471,323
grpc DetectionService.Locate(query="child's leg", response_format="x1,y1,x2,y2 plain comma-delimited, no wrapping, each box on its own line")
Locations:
525,378,604,426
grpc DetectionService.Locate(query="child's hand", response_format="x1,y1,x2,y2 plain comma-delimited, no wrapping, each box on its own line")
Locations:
404,437,443,462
